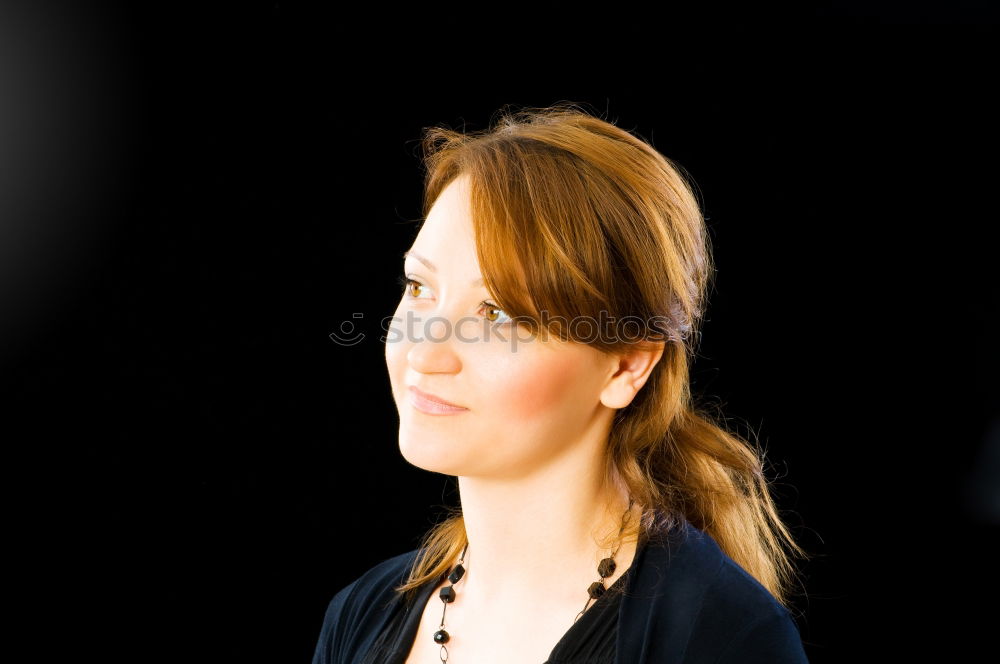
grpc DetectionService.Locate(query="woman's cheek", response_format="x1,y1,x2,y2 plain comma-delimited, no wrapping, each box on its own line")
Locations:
483,352,584,419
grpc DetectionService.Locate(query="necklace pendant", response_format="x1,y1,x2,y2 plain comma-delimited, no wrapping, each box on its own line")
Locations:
587,580,607,599
597,556,616,578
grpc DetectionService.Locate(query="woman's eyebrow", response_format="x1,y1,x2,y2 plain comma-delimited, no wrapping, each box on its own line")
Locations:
403,250,485,287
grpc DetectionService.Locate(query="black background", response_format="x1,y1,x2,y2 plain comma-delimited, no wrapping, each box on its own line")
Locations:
3,3,997,662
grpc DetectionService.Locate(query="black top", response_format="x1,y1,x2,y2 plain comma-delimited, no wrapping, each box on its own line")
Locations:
360,555,632,663
311,515,809,663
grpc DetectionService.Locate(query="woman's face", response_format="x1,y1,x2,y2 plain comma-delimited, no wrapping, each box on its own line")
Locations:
385,174,617,480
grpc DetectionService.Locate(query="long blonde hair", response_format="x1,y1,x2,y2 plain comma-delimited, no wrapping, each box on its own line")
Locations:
392,102,809,611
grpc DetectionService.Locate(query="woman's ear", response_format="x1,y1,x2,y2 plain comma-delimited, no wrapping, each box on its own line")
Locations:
600,342,665,409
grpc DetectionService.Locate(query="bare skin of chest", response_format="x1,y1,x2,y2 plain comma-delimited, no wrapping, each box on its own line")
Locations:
402,565,630,664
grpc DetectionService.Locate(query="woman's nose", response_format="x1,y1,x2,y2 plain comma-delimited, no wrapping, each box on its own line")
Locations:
406,311,468,370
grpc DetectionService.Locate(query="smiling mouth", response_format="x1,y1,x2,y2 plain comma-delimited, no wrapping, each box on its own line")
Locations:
408,386,468,415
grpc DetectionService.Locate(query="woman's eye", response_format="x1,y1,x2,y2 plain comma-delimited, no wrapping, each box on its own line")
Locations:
481,302,512,326
398,274,512,326
397,275,430,299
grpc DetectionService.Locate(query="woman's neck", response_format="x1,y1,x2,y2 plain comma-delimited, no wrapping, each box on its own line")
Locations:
454,458,640,611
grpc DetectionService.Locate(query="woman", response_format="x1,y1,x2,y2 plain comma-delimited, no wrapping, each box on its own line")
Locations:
311,103,810,663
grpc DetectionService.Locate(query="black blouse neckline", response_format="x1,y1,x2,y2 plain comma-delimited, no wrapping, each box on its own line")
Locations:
375,546,640,664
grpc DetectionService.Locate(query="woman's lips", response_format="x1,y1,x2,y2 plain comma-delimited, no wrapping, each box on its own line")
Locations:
408,386,468,415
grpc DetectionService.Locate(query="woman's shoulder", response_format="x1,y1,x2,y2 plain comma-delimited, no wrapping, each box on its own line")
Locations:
324,547,422,618
641,517,790,614
351,549,423,598
623,517,807,662
311,548,422,664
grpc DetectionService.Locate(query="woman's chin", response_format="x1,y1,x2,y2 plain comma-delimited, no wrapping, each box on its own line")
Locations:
398,433,466,475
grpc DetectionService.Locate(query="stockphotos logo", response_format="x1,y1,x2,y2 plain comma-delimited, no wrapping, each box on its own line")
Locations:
329,310,677,352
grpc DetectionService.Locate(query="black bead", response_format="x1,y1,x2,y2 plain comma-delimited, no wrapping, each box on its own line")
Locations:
434,629,450,644
598,557,616,578
587,581,606,599
449,563,465,584
439,586,456,603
